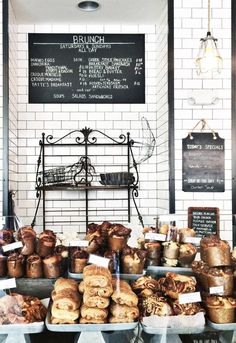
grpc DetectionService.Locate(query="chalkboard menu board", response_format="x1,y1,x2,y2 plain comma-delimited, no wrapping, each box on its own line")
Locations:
182,132,225,192
28,33,145,103
188,207,219,237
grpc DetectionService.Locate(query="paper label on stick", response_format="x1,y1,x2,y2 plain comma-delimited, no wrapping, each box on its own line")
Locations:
209,286,224,295
179,292,201,304
2,241,23,252
88,254,110,268
145,233,166,242
69,240,89,247
183,237,201,245
0,278,16,290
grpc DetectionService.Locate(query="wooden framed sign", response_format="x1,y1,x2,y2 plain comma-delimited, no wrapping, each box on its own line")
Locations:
188,207,219,237
182,132,225,192
28,33,145,103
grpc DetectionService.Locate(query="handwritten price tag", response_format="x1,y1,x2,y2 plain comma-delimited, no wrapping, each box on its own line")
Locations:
145,233,166,242
209,286,224,295
0,278,16,290
2,241,23,253
183,237,201,245
69,240,89,247
88,254,110,268
179,292,201,304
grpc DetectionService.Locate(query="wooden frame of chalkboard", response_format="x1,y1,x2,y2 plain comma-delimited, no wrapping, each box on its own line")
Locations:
28,33,145,104
188,207,219,237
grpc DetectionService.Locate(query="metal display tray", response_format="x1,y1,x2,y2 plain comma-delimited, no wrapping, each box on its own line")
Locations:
146,266,193,275
141,323,205,335
68,271,145,280
0,321,44,334
207,320,236,331
46,312,138,332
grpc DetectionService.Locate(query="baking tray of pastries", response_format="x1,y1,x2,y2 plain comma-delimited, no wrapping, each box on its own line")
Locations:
146,266,193,275
45,311,138,332
68,271,145,280
207,320,236,331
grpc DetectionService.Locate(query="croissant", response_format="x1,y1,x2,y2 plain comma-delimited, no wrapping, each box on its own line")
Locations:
83,293,110,309
52,289,81,311
83,264,112,288
79,281,113,297
80,304,108,320
110,302,139,320
54,278,78,293
51,304,79,321
111,279,138,306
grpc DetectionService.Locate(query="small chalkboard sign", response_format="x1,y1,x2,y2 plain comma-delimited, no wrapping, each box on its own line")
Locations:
28,33,145,103
188,207,219,237
182,132,225,192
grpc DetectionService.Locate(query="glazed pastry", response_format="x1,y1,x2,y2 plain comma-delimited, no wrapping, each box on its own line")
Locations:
200,235,231,267
79,280,113,297
83,264,112,288
71,250,88,273
139,294,173,317
43,255,62,278
158,272,196,299
0,229,14,246
80,304,108,320
107,224,131,251
192,261,234,296
131,276,159,297
171,300,204,315
26,254,43,278
203,294,236,324
121,246,147,274
17,226,36,256
37,230,56,257
7,252,25,278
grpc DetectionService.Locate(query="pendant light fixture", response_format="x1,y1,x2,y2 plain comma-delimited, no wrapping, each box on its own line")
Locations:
195,0,222,75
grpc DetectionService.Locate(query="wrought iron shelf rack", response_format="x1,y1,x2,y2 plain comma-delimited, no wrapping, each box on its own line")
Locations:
32,127,143,231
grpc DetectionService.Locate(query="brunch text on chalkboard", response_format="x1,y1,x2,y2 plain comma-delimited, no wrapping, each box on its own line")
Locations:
28,33,145,103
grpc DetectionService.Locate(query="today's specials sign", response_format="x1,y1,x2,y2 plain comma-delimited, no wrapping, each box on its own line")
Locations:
182,132,225,192
28,33,145,104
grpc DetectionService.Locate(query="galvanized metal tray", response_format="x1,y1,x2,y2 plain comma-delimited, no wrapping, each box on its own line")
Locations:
146,266,193,275
141,323,205,335
207,320,236,331
0,321,44,334
68,271,145,280
46,312,138,332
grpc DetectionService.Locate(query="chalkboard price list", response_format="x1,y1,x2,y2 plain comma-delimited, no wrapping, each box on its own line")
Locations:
29,34,145,103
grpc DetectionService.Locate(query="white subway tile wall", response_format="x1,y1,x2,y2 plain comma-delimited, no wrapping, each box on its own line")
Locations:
12,17,168,233
174,0,232,243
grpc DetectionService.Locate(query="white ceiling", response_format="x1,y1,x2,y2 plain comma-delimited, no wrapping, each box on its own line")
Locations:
10,0,166,25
